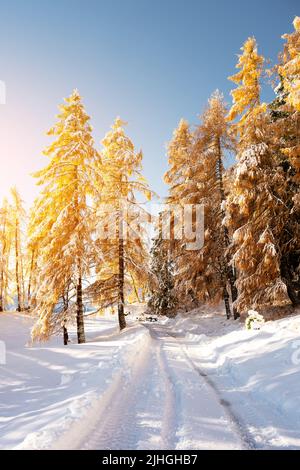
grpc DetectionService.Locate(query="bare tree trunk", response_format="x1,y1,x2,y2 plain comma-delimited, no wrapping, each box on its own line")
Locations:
63,324,69,345
216,138,240,319
74,162,86,343
223,285,231,319
62,288,69,345
118,213,126,330
76,274,86,343
15,219,22,312
27,249,35,310
0,216,7,312
20,249,26,309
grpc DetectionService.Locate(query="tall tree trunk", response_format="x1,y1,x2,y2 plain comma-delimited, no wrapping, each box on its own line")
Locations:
63,324,69,346
15,219,22,312
220,258,231,318
27,249,35,310
216,138,240,319
3,241,11,312
0,216,7,312
118,213,126,330
62,288,69,345
74,163,86,343
223,285,231,319
76,274,85,343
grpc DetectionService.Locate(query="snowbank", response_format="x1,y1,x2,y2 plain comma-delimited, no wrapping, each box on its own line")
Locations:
0,313,150,450
168,307,300,449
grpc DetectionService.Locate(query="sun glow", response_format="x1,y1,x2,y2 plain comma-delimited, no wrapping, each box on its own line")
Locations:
0,102,44,207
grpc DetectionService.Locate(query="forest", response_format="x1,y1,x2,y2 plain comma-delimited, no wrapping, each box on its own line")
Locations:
0,17,299,345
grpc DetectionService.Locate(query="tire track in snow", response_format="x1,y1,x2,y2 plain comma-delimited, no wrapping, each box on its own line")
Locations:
177,339,255,449
150,331,178,449
147,324,243,449
166,326,290,450
80,329,177,450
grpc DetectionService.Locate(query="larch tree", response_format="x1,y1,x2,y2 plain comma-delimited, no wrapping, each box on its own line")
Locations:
196,91,239,318
164,117,223,310
89,118,151,330
10,187,27,312
278,16,300,180
164,119,194,306
31,89,102,343
164,98,238,318
267,18,300,306
164,119,192,205
225,37,291,313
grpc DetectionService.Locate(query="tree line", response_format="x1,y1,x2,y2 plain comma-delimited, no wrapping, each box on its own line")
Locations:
149,17,300,319
0,17,299,342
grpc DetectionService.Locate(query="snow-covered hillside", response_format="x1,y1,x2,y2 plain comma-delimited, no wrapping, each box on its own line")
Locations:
0,309,300,450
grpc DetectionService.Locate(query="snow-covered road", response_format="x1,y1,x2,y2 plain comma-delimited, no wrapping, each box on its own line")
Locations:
55,322,243,450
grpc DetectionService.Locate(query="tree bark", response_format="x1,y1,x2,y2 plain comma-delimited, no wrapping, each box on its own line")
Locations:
223,286,231,319
118,214,126,330
62,286,70,345
63,324,69,345
0,215,7,312
76,274,86,343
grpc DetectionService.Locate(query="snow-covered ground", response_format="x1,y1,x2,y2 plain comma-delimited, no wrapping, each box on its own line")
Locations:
0,307,300,450
165,307,300,449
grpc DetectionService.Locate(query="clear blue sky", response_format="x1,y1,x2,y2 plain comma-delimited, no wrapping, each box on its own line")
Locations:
0,0,298,205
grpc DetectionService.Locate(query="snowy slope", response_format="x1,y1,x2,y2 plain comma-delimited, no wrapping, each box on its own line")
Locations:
0,313,148,449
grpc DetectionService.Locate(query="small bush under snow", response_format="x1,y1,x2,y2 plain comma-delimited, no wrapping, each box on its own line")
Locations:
245,310,265,330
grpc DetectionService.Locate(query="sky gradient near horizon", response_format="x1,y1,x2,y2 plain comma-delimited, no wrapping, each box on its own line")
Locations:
0,0,299,207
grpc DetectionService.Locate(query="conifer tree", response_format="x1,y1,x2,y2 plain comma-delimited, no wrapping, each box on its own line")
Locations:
90,118,151,330
164,119,192,205
267,20,300,306
148,223,177,317
164,96,239,318
279,17,300,112
164,120,194,306
227,37,265,126
31,90,102,342
198,91,239,318
225,38,291,313
278,16,300,180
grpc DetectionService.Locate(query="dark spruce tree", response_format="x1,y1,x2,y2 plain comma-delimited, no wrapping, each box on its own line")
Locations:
148,235,177,317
